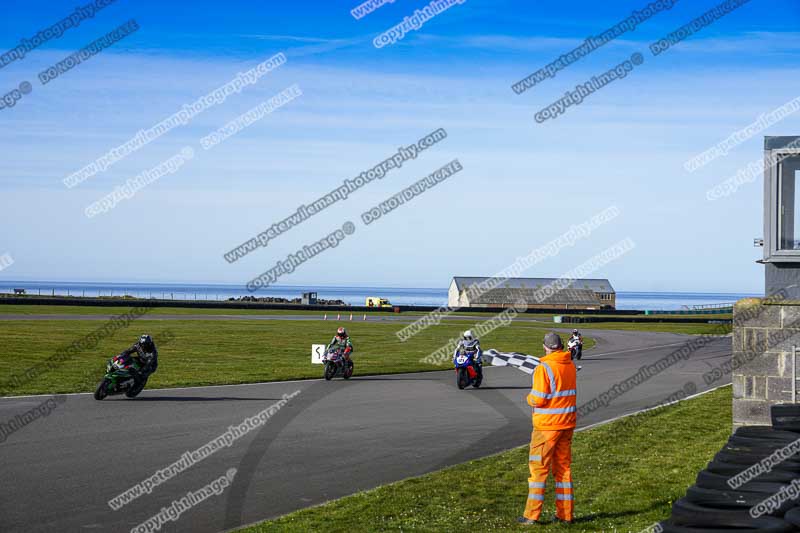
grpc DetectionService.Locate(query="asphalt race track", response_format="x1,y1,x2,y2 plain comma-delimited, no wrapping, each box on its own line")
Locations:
0,329,732,533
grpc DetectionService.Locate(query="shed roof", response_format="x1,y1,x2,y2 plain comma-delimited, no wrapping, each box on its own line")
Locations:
452,277,614,294
467,287,601,306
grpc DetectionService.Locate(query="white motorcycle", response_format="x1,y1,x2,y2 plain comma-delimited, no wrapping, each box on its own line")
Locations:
568,337,583,360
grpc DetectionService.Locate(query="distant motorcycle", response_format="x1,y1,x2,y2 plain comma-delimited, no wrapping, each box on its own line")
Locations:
568,337,583,360
453,349,482,389
93,354,147,400
323,348,354,381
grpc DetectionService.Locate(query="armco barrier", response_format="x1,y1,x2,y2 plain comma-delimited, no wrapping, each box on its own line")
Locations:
645,308,732,316
0,296,390,313
560,315,731,325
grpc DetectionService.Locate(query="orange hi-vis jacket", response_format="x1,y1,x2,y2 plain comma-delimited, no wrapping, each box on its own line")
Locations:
527,349,577,430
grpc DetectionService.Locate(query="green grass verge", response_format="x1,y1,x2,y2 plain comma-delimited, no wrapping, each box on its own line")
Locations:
238,386,732,533
0,304,729,337
0,299,729,397
0,318,596,396
0,304,402,316
0,304,730,321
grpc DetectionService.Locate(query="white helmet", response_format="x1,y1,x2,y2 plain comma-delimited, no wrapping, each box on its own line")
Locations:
463,330,475,341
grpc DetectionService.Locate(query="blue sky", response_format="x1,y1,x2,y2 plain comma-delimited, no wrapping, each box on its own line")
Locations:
1,0,798,292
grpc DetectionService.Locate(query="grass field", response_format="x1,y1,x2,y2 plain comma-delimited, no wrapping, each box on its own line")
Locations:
0,317,599,396
0,303,731,322
238,386,731,532
0,304,400,316
0,303,729,397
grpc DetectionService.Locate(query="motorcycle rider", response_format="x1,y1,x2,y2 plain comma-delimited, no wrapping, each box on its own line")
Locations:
327,327,354,362
568,329,583,360
454,329,482,381
119,334,159,386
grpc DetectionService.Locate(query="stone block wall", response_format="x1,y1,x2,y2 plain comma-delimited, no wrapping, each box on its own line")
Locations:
732,297,800,426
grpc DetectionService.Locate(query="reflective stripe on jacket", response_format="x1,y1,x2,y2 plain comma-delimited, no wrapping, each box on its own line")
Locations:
527,349,577,430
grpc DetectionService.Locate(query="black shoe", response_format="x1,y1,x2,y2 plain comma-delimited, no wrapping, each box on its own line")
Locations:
517,517,542,525
553,516,573,524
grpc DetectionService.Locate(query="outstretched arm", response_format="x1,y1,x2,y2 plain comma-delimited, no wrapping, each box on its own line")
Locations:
119,344,138,358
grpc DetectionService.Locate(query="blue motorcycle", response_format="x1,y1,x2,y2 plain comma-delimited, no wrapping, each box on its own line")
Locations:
453,350,482,389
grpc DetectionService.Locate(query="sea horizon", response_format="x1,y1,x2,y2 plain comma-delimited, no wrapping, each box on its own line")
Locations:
0,279,760,311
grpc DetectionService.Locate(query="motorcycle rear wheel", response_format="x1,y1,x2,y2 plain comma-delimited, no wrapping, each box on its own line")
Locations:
94,379,110,401
125,380,146,398
343,361,354,379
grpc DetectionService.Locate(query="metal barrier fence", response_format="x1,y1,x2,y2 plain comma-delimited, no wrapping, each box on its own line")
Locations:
0,287,229,301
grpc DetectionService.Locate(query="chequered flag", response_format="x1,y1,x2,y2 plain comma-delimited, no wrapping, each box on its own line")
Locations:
482,349,541,375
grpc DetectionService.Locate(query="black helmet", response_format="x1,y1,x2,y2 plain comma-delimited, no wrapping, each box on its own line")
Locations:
573,329,579,334
139,334,154,351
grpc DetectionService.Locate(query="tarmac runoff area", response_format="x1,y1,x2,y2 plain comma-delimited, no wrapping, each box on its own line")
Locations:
0,327,732,533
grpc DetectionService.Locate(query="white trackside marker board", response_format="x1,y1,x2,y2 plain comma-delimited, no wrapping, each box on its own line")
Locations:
311,344,326,364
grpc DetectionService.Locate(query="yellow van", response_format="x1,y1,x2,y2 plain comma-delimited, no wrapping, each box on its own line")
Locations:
365,297,392,308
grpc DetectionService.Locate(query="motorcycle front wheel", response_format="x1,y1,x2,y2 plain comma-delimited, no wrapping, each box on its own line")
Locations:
324,362,337,381
457,368,469,390
94,379,110,401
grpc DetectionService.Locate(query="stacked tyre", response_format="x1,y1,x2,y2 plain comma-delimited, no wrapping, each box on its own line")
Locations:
658,407,800,532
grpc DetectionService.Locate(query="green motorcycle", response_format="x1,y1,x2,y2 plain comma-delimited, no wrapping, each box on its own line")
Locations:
93,354,148,400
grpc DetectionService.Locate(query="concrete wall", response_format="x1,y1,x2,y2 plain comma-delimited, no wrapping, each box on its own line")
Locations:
766,263,800,299
732,296,799,426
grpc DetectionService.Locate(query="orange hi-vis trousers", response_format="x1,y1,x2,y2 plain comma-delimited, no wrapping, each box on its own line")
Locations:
524,428,574,522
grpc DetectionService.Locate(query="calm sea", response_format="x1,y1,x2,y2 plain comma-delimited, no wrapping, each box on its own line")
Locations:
0,281,758,311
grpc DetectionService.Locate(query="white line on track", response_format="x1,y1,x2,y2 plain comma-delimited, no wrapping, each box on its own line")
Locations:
583,340,721,359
